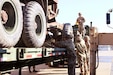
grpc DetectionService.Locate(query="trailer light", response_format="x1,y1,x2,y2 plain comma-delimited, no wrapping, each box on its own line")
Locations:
37,54,42,57
49,53,53,56
26,55,32,58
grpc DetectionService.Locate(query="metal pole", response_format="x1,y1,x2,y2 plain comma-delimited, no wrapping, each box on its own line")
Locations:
19,67,22,75
90,38,96,75
90,24,97,75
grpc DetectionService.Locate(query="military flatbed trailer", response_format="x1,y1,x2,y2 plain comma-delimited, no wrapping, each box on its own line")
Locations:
0,47,67,75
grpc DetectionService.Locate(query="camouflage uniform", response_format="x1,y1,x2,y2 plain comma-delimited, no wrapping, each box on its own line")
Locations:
84,35,90,71
76,13,85,36
76,34,88,75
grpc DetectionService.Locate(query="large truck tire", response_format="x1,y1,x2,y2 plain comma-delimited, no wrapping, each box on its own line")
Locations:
23,1,46,47
0,0,23,47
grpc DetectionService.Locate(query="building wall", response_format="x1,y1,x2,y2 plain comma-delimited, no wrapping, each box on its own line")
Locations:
98,33,113,45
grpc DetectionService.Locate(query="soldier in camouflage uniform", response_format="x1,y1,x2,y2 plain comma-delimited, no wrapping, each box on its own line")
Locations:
76,32,88,75
84,35,90,71
76,12,85,37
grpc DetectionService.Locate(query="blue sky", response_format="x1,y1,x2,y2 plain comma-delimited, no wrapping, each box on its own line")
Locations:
56,0,113,33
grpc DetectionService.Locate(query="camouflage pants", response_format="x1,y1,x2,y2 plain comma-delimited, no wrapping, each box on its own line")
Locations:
54,39,76,75
76,53,88,75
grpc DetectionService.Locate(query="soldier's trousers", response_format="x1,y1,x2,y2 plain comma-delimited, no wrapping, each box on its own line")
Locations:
54,39,76,75
67,50,76,75
77,54,87,75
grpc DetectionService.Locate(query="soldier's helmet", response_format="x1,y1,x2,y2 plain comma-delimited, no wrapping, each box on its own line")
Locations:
62,23,74,38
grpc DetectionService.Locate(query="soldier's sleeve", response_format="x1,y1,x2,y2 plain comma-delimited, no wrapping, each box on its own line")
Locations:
87,42,91,53
82,17,85,23
76,18,79,23
84,44,88,53
76,43,83,53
